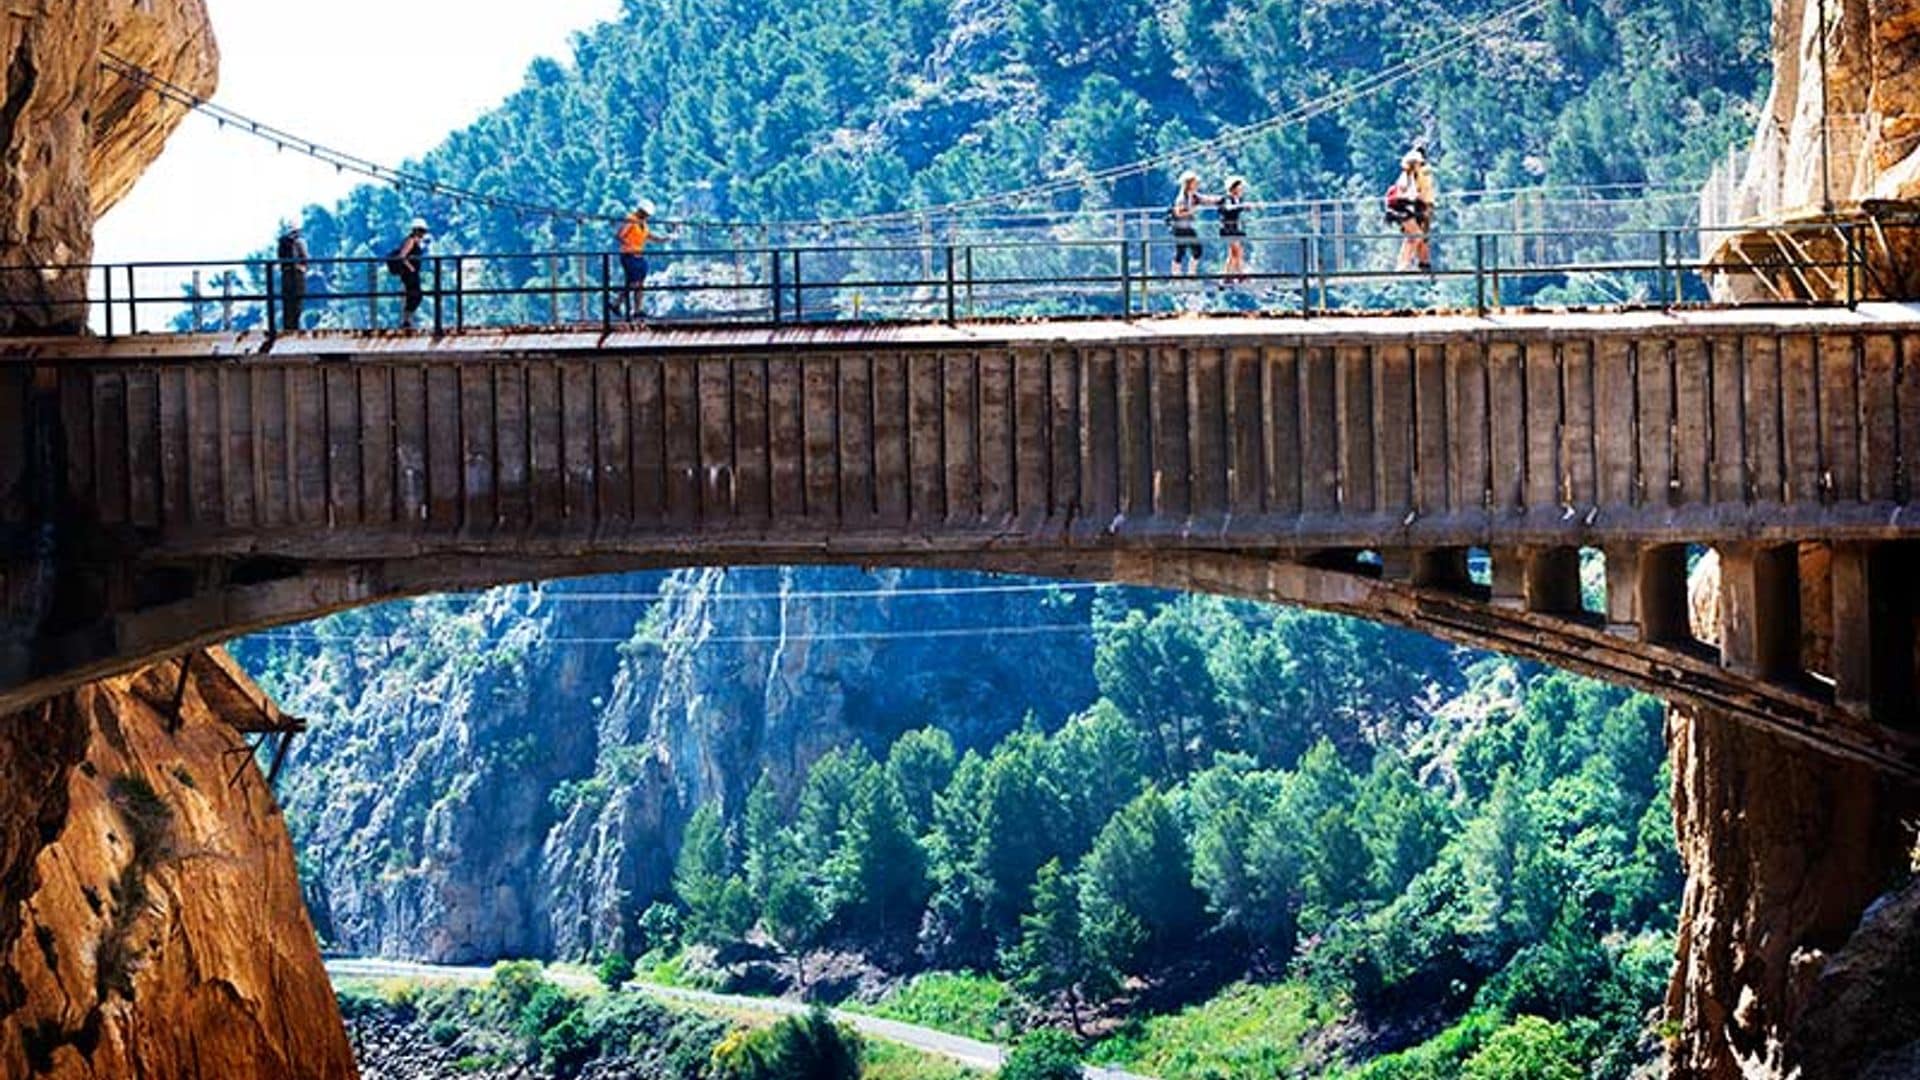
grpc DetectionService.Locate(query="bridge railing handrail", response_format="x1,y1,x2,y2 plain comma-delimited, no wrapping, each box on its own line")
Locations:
0,218,1898,337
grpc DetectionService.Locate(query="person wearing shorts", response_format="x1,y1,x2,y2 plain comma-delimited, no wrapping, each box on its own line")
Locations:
1218,176,1248,283
1169,171,1214,276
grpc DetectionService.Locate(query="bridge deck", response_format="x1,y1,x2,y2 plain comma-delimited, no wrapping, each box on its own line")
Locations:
4,305,1920,774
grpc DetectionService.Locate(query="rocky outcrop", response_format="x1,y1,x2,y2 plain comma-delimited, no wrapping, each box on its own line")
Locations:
0,650,355,1079
0,1,216,333
1789,876,1920,1078
265,567,1097,963
1725,0,1920,214
1662,705,1911,1079
1666,551,1919,1078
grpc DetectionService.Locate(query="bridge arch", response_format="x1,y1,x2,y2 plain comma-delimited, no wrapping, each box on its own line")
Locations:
4,310,1919,775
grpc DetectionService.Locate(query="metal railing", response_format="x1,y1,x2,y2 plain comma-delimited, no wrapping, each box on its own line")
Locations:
0,217,1902,339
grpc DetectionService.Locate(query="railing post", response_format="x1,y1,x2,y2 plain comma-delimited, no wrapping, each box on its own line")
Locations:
191,269,204,331
103,264,115,338
455,258,466,331
965,246,974,318
222,271,234,331
1489,234,1502,309
791,249,803,322
430,257,443,335
945,244,957,324
126,264,139,335
1657,229,1671,306
1299,236,1312,316
772,249,784,324
365,263,377,329
1139,237,1151,313
1120,238,1132,318
1845,222,1859,310
259,261,272,337
601,252,613,332
1474,234,1487,316
547,254,560,326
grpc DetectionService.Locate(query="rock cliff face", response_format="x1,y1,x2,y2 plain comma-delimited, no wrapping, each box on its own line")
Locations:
1666,553,1919,1078
256,567,1097,963
1729,0,1920,212
0,0,216,333
0,651,355,1079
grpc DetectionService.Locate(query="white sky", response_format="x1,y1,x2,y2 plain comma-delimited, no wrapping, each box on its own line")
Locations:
94,0,621,266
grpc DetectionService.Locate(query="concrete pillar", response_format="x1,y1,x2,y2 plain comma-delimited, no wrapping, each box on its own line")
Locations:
1409,548,1471,591
1606,544,1692,643
1830,543,1914,724
1491,547,1527,610
1718,543,1802,680
1523,546,1585,615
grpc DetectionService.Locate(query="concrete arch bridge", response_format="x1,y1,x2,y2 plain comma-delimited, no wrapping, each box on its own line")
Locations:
3,307,1920,777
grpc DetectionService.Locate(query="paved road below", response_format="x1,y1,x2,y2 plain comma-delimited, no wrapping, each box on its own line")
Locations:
325,957,1154,1079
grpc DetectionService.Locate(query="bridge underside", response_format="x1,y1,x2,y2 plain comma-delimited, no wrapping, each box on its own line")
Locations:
5,310,1920,775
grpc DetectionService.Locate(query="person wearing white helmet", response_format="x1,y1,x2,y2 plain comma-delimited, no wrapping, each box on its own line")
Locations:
1390,148,1435,273
1167,171,1216,277
276,220,308,331
1218,176,1249,283
613,199,660,325
388,217,432,328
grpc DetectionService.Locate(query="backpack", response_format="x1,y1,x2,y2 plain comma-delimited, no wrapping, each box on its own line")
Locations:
1383,180,1413,224
384,243,409,276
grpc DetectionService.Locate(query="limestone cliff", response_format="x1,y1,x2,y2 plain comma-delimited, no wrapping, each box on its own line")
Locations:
0,650,355,1079
1726,0,1920,214
255,567,1097,963
0,1,216,333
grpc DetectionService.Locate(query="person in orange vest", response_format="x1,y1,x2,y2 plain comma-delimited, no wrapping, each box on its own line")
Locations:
615,200,658,324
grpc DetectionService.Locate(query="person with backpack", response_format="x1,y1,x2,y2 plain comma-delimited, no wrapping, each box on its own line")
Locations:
1218,176,1249,284
1389,149,1435,273
276,221,308,331
388,218,431,329
1169,171,1214,277
613,200,658,325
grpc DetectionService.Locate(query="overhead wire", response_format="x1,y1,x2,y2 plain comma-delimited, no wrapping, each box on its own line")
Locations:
96,0,1576,238
245,623,1100,648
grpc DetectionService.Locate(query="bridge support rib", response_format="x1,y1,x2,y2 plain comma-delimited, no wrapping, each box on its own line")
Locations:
1719,543,1803,682
1605,543,1692,644
1830,543,1915,723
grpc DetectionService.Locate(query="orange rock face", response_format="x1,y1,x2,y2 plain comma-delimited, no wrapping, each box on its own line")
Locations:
0,653,356,1080
0,1,216,333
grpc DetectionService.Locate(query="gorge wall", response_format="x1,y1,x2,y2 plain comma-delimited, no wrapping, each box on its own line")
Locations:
252,567,1097,963
0,652,355,1079
0,0,215,333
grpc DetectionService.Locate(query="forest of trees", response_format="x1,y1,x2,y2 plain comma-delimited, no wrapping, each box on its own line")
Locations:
267,0,1771,293
630,593,1679,1075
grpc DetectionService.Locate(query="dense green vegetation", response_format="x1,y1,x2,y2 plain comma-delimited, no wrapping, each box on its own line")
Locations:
259,0,1772,325
635,593,1679,1075
336,965,983,1079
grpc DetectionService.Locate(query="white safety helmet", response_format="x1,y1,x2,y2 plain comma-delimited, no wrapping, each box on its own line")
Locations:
1226,175,1246,191
408,216,430,233
1179,171,1199,186
636,199,656,217
1402,150,1425,169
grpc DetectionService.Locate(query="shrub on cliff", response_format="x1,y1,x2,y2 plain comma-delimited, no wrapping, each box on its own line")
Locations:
711,1006,862,1080
1001,1029,1083,1080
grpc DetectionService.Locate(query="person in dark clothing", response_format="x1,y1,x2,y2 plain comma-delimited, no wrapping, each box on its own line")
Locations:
393,218,431,328
276,222,308,331
1218,177,1248,283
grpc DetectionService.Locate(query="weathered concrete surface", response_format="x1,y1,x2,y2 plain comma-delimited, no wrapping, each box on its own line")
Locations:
0,1,217,333
0,649,354,1080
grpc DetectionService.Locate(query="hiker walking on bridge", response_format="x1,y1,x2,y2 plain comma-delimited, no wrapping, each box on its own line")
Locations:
1389,148,1435,273
1219,176,1249,283
388,218,431,329
276,222,308,331
1169,171,1216,278
614,201,671,325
